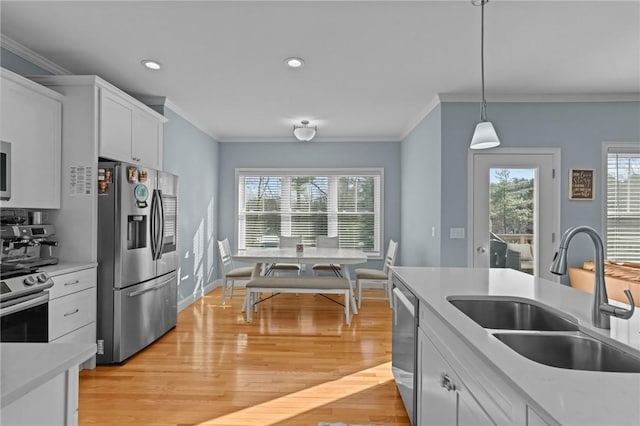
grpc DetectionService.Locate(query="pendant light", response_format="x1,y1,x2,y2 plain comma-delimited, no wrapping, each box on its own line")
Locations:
470,0,500,150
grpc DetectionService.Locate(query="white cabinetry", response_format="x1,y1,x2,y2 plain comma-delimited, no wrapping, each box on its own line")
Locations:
48,266,97,369
27,75,166,263
1,343,95,426
418,326,494,425
0,69,62,209
99,88,163,169
416,302,558,426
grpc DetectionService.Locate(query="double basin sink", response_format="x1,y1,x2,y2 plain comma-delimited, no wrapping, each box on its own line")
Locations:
448,297,640,373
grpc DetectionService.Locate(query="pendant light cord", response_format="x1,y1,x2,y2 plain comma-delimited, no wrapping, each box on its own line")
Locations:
480,0,487,122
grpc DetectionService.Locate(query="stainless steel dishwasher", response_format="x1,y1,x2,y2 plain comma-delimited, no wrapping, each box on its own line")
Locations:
392,275,418,425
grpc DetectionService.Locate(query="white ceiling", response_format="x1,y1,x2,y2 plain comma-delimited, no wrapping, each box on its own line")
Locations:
1,1,639,142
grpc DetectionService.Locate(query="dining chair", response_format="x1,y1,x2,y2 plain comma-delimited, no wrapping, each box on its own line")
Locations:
312,236,342,276
268,235,302,276
354,240,398,308
217,238,254,304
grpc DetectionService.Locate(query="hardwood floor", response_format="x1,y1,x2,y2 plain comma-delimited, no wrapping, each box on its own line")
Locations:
79,288,411,425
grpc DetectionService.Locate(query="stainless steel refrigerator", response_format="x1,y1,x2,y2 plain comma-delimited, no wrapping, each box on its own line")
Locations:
96,161,178,364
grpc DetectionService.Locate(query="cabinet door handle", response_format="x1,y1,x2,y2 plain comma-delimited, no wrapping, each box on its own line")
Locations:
64,308,80,317
64,279,81,286
440,373,456,392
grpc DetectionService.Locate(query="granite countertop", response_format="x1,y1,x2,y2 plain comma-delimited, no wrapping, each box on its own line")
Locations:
1,343,96,407
391,266,640,426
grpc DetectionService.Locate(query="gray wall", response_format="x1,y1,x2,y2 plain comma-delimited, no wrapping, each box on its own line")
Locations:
155,107,220,308
400,104,442,267
402,101,640,271
1,48,52,75
218,141,402,270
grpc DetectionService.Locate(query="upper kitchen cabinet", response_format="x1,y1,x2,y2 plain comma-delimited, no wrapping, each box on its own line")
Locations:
26,75,166,263
0,69,62,209
99,87,164,170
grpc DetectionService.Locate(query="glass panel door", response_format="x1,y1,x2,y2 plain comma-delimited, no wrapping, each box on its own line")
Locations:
489,168,535,275
471,151,559,282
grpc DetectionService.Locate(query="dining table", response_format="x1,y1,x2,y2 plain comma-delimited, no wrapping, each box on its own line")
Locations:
232,246,368,314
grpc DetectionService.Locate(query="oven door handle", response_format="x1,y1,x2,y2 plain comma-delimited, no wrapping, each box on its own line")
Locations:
393,287,415,324
0,292,49,318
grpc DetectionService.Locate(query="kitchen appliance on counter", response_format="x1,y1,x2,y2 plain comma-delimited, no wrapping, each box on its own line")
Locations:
0,223,58,342
97,161,178,364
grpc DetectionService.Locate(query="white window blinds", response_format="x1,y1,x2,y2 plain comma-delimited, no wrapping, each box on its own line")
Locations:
607,149,640,261
237,169,382,256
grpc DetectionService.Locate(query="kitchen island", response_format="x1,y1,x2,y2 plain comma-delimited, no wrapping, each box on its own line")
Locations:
1,342,96,426
391,267,640,425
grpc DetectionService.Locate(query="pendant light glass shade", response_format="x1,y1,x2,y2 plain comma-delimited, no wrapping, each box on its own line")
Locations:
470,121,500,149
293,120,317,141
470,0,500,150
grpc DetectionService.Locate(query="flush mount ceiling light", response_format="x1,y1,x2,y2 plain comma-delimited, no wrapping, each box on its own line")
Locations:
470,0,500,150
141,59,161,70
293,120,317,141
285,57,305,69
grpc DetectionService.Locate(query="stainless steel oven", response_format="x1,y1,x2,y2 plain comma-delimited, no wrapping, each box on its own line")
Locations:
0,271,53,342
392,276,418,425
0,140,11,201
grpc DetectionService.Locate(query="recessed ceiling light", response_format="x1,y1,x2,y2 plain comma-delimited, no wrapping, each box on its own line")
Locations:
285,57,304,69
141,59,161,70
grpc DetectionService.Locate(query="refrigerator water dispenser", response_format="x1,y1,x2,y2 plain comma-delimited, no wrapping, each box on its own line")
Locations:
127,215,147,249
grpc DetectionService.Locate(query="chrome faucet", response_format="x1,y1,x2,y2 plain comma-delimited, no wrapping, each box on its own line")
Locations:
550,225,635,329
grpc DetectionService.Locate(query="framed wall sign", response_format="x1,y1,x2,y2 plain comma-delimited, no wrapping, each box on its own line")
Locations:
569,169,595,200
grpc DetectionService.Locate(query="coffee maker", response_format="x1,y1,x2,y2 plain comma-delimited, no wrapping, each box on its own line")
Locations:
1,211,58,278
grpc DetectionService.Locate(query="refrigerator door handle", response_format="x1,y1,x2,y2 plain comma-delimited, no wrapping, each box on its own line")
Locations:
157,189,165,259
150,189,158,260
128,276,173,297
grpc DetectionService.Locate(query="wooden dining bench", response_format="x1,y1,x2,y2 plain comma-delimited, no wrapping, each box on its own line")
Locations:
242,276,352,325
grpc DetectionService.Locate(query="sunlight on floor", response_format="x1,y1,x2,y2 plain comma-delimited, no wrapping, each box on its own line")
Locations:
196,362,394,426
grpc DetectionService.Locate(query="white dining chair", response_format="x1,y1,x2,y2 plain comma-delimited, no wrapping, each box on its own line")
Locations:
354,240,398,308
217,238,254,304
312,236,342,276
268,235,302,276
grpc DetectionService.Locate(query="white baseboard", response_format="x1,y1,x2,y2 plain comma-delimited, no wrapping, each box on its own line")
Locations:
177,279,221,312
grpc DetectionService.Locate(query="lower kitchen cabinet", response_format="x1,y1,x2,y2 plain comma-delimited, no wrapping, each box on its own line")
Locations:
417,303,558,426
1,343,95,426
418,326,493,425
48,266,97,369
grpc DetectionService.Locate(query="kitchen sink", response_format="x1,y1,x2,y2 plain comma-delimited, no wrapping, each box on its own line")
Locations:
448,297,579,331
493,333,640,373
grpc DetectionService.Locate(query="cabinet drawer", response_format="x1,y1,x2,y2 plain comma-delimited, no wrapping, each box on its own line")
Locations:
49,268,96,300
49,287,96,341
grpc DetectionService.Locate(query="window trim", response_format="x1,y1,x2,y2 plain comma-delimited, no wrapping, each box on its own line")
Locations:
234,167,385,258
601,142,640,260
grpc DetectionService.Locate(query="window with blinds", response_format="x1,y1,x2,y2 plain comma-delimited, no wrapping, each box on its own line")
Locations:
606,148,640,261
237,169,382,256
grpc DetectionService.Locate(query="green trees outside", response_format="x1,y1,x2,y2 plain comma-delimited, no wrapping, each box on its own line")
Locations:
242,175,377,251
490,169,534,236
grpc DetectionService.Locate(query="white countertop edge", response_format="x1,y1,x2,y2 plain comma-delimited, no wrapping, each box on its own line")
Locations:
391,266,640,426
39,261,98,276
1,343,96,407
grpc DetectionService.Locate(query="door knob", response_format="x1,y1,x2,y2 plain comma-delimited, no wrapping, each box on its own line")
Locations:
477,246,486,253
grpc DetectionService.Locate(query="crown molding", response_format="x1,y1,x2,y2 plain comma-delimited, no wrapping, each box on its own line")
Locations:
136,96,221,141
0,34,71,75
218,135,402,143
399,94,443,141
438,93,640,103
